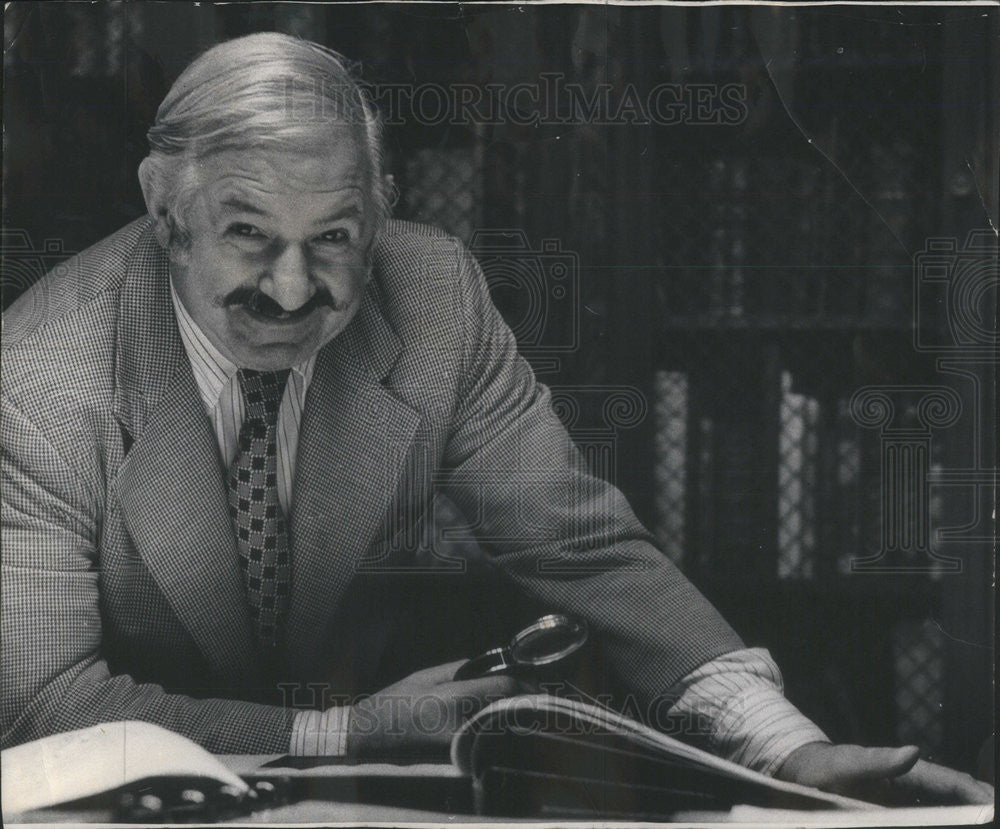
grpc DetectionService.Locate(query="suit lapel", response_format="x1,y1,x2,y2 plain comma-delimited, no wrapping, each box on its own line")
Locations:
110,227,421,683
111,225,259,687
285,291,421,675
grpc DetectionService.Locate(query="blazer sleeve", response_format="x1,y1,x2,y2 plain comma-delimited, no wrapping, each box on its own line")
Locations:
1,396,296,752
441,247,745,711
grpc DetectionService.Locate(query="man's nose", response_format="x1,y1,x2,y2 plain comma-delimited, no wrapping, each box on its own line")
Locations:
260,244,315,311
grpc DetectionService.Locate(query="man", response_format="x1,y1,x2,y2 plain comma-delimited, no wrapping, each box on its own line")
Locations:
1,33,991,803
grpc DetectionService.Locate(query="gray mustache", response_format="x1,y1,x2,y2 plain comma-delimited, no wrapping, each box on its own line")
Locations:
225,288,339,318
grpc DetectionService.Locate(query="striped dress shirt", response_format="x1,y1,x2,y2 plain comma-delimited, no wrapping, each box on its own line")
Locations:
170,281,349,755
170,281,315,512
170,282,828,768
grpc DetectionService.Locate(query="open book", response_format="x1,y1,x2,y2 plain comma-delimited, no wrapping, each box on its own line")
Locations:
1,721,251,818
449,694,876,817
2,696,888,820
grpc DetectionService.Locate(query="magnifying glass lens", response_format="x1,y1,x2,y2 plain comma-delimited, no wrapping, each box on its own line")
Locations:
453,614,589,681
511,616,587,666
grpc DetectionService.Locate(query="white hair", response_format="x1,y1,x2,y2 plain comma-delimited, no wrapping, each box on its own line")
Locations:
142,32,392,245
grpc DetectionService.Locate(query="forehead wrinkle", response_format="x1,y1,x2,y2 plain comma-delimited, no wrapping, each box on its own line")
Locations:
191,140,376,222
213,183,368,214
205,181,371,234
211,172,369,199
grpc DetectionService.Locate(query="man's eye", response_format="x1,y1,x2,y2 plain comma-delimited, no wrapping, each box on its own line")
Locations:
228,223,265,238
317,229,350,245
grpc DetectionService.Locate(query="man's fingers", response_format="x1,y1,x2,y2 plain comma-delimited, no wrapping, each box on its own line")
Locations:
895,760,996,805
838,745,920,781
516,675,543,695
777,742,993,806
445,672,523,703
411,659,472,685
777,742,921,793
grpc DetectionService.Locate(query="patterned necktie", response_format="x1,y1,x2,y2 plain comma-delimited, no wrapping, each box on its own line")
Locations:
227,369,291,648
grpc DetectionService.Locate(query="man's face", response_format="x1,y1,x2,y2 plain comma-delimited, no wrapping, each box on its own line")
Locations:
168,130,376,371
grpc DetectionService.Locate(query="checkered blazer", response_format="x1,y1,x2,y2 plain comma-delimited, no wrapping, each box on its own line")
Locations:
1,217,743,753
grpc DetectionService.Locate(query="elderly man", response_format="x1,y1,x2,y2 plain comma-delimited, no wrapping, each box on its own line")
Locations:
1,33,991,804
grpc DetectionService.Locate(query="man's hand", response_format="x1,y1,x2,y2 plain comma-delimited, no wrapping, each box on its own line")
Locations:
345,660,528,759
775,741,994,805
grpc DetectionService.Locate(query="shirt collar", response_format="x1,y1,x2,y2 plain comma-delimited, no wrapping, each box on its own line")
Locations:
169,276,316,412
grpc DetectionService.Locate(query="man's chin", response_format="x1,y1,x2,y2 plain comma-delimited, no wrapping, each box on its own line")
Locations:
233,343,319,371
225,310,335,369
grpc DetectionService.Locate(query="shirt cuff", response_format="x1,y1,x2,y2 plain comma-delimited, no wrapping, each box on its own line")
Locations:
668,647,830,777
290,706,352,756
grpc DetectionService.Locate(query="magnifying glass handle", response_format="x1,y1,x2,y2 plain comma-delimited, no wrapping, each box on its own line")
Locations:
453,647,512,681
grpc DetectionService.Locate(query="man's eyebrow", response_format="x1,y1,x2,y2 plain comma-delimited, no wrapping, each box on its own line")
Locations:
316,204,363,225
217,199,363,224
219,197,266,216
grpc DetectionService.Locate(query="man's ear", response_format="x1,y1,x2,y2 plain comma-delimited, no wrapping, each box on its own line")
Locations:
137,157,173,249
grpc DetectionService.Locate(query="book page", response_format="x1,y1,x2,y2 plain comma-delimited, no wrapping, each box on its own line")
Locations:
1,722,248,814
452,695,875,810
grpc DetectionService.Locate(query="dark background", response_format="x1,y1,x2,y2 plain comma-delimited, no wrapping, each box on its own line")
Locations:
2,2,995,775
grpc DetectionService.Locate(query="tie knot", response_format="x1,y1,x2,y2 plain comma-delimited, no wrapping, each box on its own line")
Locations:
237,369,290,421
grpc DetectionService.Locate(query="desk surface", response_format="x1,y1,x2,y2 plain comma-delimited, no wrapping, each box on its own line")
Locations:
5,754,993,825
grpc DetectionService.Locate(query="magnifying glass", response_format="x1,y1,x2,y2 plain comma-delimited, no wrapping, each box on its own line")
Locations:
453,614,588,681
